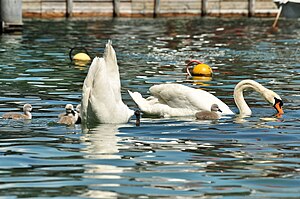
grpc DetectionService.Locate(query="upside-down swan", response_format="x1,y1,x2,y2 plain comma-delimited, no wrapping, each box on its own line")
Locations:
2,104,32,120
81,40,139,126
128,80,284,117
195,104,222,120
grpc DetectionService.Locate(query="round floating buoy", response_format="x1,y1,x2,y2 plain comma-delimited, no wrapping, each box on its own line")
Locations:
69,47,91,66
73,52,91,61
186,60,213,77
192,63,212,76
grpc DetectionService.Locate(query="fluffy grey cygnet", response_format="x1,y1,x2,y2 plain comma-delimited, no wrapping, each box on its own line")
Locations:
58,104,79,125
195,104,222,120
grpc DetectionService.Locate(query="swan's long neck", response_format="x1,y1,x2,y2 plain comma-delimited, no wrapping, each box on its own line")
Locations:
233,80,267,116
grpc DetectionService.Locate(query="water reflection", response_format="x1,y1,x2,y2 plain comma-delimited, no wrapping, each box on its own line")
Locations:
81,124,125,198
82,125,121,161
81,124,124,178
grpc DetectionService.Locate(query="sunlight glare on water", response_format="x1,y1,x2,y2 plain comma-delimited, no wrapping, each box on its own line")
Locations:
0,17,300,198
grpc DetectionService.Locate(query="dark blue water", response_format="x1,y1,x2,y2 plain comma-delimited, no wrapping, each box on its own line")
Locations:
0,17,299,198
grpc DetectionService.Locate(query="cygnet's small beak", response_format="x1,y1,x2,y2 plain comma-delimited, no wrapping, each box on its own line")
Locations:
218,108,222,113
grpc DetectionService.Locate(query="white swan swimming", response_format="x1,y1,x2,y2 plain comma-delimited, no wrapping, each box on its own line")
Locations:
128,80,284,117
81,40,139,126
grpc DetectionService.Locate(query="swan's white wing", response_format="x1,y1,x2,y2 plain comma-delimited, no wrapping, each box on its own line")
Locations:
150,84,233,114
129,84,234,117
129,90,198,117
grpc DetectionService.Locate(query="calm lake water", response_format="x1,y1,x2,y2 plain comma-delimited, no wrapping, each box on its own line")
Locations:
0,17,300,198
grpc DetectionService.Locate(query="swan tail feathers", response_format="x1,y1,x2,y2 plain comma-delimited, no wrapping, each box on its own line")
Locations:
104,40,118,67
128,90,150,112
104,40,121,100
128,90,143,105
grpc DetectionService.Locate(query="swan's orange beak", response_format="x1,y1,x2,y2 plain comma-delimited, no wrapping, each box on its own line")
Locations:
274,100,284,115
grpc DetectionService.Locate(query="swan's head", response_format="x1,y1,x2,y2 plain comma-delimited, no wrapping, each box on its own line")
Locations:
263,90,284,114
23,104,32,112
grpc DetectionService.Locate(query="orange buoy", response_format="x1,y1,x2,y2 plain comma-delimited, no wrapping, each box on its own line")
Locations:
186,60,213,77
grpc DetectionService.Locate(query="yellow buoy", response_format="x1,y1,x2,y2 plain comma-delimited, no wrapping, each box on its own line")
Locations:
186,60,213,77
192,63,212,76
73,53,91,61
69,47,91,66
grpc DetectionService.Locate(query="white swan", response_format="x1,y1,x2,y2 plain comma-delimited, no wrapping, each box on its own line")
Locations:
81,41,137,126
128,80,284,117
